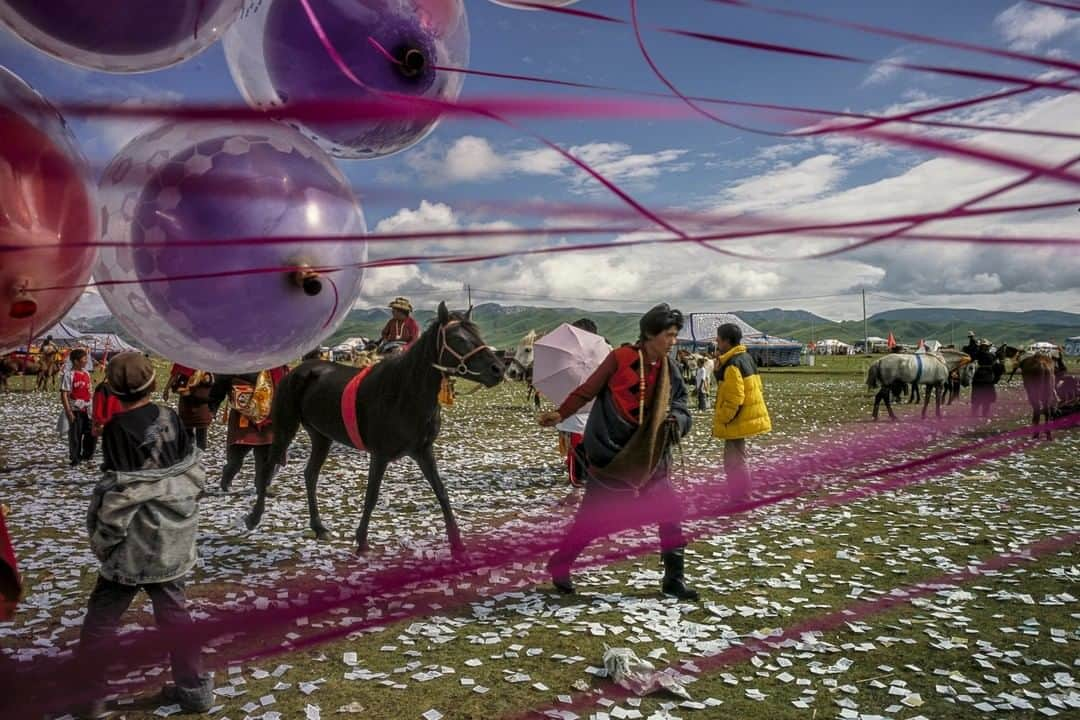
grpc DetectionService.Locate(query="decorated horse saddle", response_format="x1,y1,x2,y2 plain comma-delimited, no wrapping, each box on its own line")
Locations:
341,366,374,451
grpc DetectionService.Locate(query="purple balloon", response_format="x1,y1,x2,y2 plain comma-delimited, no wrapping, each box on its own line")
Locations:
0,0,241,72
225,0,469,159
95,122,367,374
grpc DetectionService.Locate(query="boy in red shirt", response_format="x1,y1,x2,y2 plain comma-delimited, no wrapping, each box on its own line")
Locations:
61,349,95,467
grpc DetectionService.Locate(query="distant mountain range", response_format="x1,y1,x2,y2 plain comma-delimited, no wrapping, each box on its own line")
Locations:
73,304,1079,352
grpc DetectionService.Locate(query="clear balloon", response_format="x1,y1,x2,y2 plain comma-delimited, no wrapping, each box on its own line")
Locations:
0,67,97,354
224,0,469,159
0,0,242,73
489,0,579,9
95,121,367,374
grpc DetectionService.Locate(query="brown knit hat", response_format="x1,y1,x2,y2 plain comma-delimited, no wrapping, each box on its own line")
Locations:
106,352,156,400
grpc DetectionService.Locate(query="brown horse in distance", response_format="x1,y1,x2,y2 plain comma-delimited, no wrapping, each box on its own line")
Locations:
1000,345,1059,439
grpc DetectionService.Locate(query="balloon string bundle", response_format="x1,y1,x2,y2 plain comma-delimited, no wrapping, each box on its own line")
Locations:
7,404,1075,716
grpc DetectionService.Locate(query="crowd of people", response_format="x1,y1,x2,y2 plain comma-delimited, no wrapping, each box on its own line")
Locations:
19,298,1068,718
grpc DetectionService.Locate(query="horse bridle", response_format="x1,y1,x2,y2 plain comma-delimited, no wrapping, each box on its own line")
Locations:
431,321,491,377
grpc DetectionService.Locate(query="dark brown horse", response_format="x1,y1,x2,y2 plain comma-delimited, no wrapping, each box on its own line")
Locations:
1000,345,1059,439
245,303,504,557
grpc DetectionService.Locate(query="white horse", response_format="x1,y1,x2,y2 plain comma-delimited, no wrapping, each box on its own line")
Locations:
505,330,541,409
867,352,951,420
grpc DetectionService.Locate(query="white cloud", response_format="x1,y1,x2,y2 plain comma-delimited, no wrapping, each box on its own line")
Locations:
994,2,1080,51
357,90,1079,319
860,53,909,87
719,154,847,213
403,136,691,191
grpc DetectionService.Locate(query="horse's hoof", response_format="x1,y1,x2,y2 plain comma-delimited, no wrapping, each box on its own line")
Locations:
313,527,332,542
354,542,369,555
243,514,259,532
450,544,468,563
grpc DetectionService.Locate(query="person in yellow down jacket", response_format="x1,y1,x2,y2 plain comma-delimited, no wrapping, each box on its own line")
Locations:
712,323,771,502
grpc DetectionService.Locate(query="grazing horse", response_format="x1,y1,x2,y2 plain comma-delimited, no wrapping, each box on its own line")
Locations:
909,349,972,405
245,303,504,557
0,354,41,391
1000,345,1060,439
504,329,541,410
866,352,950,420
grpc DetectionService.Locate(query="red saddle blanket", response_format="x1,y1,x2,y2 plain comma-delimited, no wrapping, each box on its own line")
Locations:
341,366,373,451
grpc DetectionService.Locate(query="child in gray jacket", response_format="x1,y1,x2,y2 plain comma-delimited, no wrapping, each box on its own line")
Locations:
75,353,212,719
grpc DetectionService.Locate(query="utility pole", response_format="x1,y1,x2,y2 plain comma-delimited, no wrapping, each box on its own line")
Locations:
862,288,868,355
467,283,472,308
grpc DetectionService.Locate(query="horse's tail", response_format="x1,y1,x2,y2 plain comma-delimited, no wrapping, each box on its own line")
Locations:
267,364,316,466
866,361,880,390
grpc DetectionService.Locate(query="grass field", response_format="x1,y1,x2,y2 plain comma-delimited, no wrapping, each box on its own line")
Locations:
0,358,1076,720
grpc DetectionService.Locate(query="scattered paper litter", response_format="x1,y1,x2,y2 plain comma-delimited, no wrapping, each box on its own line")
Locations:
603,647,691,700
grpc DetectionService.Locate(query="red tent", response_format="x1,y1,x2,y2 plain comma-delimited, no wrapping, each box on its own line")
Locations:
887,332,896,348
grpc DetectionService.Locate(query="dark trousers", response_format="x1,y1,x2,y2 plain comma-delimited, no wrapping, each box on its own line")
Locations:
221,443,272,490
696,385,708,411
971,384,996,418
78,575,203,695
68,410,95,465
184,426,208,451
724,438,751,501
548,471,686,577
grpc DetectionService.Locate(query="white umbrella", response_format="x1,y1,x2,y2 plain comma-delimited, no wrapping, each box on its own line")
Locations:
533,323,612,406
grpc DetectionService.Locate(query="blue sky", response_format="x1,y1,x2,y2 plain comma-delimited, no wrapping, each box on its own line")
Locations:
2,0,1078,321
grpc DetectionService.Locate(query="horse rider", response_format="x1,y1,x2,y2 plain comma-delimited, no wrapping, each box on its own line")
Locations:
970,338,1003,418
378,297,421,354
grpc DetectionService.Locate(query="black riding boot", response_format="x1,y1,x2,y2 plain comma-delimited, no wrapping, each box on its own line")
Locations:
661,547,699,601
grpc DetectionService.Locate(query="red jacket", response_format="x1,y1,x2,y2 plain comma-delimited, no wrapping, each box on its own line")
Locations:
91,383,127,437
0,511,20,620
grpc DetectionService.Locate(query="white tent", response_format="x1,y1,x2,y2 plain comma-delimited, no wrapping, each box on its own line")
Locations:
678,312,803,366
38,322,84,344
815,339,852,355
80,332,138,359
1027,341,1059,355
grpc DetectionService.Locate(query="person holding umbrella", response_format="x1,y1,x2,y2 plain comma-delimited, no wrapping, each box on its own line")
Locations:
538,304,697,600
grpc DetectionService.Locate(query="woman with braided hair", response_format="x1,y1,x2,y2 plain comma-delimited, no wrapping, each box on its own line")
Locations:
539,304,697,600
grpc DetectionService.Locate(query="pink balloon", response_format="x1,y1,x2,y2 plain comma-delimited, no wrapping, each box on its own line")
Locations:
0,68,96,354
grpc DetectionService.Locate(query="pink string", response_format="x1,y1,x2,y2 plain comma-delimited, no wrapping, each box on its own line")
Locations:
661,26,1079,93
9,408,1075,716
1026,0,1080,11
711,0,1080,73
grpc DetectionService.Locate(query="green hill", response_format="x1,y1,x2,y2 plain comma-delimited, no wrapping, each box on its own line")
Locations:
331,304,1079,350
73,304,1080,355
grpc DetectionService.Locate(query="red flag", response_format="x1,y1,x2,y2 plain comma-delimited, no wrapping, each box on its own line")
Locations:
887,332,896,348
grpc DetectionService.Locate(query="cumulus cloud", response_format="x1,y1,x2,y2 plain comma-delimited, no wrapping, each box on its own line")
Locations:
994,2,1080,51
402,135,691,191
719,154,847,213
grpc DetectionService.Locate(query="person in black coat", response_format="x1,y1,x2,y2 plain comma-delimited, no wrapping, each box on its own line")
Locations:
970,340,1004,418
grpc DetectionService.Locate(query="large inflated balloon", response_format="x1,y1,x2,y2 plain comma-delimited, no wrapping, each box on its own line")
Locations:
95,121,367,374
0,68,97,354
0,0,242,73
224,0,469,159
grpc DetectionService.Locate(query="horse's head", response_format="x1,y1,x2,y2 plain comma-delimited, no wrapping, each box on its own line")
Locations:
504,329,537,382
433,301,504,387
959,361,976,387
